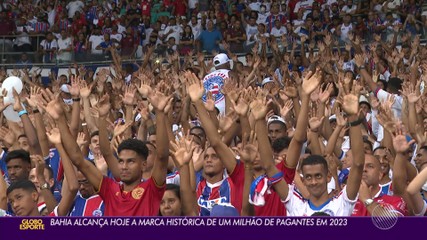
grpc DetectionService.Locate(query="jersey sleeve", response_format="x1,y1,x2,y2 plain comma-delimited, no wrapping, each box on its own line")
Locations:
146,177,166,205
276,161,296,184
414,200,427,216
98,176,114,200
282,184,302,216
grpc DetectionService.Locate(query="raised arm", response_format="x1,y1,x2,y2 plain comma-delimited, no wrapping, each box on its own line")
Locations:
286,68,323,168
340,86,364,200
46,128,79,216
68,76,81,139
147,90,170,186
186,72,237,174
42,92,103,191
250,90,289,200
170,134,197,216
407,166,427,215
32,155,57,213
97,95,121,179
13,89,42,155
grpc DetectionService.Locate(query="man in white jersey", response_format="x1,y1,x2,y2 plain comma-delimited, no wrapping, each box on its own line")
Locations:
202,53,234,114
255,70,365,216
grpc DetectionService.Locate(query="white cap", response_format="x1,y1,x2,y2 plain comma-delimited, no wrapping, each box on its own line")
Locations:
213,53,230,67
60,84,70,93
359,95,370,107
262,77,273,86
267,115,286,126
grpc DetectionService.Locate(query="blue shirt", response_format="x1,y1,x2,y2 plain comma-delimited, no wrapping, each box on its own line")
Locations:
198,29,222,53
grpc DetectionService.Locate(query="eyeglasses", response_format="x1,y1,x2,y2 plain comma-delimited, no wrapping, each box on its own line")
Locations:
78,180,89,185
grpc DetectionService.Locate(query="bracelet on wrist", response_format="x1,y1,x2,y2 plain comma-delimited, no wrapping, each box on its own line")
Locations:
32,109,40,114
347,118,364,127
73,98,81,102
18,109,28,117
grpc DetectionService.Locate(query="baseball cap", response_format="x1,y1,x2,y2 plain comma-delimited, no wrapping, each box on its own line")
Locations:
210,203,240,216
267,115,286,126
359,95,370,108
60,84,70,93
261,77,273,86
213,53,230,67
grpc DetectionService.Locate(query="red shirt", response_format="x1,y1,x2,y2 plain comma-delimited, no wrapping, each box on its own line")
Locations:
230,161,296,216
173,0,186,16
141,0,151,16
351,192,408,216
98,176,165,216
196,175,239,216
121,35,137,55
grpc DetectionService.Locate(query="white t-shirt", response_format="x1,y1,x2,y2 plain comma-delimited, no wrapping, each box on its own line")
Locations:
189,22,202,40
249,2,261,12
188,0,198,9
66,0,84,18
162,25,182,44
40,39,58,50
245,24,258,45
341,5,357,14
375,89,403,119
270,26,287,37
294,0,314,19
257,12,270,24
202,69,230,115
284,185,357,216
57,37,72,61
89,35,104,54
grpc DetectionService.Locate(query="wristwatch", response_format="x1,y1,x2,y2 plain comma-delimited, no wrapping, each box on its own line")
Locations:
40,183,50,190
364,199,374,207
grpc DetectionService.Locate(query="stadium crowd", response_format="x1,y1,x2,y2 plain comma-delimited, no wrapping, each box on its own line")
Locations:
0,0,427,217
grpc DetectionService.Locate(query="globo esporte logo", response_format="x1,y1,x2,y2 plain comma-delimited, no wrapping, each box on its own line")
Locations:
19,219,45,230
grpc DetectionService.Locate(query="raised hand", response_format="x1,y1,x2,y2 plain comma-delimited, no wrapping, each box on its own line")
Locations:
46,127,61,145
185,71,205,102
76,132,87,147
335,108,348,127
0,127,16,147
400,81,420,104
170,133,196,168
280,99,293,118
12,88,24,112
231,90,250,116
308,116,324,131
40,89,63,120
319,83,333,103
97,94,111,117
204,91,216,112
218,110,238,134
79,80,93,98
148,89,172,112
69,75,80,98
353,54,365,68
122,84,137,106
392,122,415,154
137,74,153,98
112,118,133,139
301,68,323,96
25,86,41,109
249,93,269,121
31,155,46,181
236,131,258,165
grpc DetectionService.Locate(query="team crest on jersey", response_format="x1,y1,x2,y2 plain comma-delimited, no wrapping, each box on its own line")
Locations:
132,187,145,200
92,209,103,216
197,196,227,210
322,209,335,216
202,72,227,103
